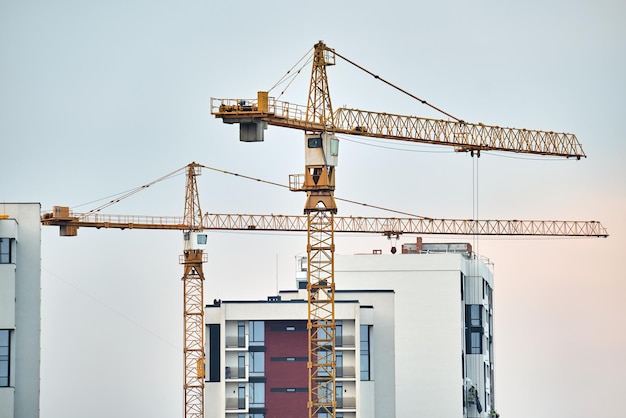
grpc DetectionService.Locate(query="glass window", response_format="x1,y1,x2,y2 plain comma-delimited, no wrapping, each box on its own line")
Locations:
250,382,265,407
250,352,265,376
469,305,481,327
316,320,333,343
335,321,343,347
316,348,332,377
238,353,246,378
238,384,245,409
336,351,343,378
308,136,322,148
336,382,343,408
360,325,371,381
330,137,339,156
466,304,484,354
249,321,264,345
238,321,245,347
317,381,333,404
0,239,10,264
470,332,482,354
0,330,9,386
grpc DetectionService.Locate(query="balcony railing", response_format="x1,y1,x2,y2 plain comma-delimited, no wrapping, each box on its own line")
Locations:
337,396,357,409
225,396,248,411
224,366,247,380
225,334,248,349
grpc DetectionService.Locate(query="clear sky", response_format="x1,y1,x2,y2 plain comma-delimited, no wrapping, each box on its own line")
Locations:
1,1,624,417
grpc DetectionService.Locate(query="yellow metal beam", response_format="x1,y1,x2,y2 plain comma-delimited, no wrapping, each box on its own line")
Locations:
41,211,609,238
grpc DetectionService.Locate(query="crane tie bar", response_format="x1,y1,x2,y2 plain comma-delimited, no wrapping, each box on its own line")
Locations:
333,49,465,123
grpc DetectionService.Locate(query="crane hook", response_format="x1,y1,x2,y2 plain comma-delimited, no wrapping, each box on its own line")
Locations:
387,233,400,254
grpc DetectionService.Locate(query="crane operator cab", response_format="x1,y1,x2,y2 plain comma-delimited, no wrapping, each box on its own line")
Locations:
301,133,339,212
305,133,339,167
184,231,208,251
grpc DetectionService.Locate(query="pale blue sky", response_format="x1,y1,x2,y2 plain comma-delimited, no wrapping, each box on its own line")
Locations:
1,1,625,417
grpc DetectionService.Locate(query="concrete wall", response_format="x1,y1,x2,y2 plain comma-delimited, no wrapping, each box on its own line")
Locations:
336,253,468,418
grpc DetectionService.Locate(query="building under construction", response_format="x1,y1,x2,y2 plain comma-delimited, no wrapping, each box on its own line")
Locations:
205,239,494,418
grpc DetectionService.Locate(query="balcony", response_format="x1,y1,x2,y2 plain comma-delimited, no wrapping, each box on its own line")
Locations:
225,334,248,350
337,396,357,410
225,395,248,411
225,365,248,381
336,366,356,379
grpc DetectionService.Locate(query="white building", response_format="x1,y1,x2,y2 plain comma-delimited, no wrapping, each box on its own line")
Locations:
0,203,41,418
205,238,495,418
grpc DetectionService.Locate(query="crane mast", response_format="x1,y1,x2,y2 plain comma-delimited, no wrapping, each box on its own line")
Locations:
181,163,207,418
300,41,339,417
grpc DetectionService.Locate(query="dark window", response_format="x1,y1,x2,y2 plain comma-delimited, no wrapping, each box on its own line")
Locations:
469,305,482,327
461,273,465,300
208,324,220,382
238,321,245,347
336,351,343,378
0,330,9,387
336,382,343,408
308,136,322,148
270,356,307,362
466,305,484,354
0,239,11,264
336,321,343,347
270,387,307,393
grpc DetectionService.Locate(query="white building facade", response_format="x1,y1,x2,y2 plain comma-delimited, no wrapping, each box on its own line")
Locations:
336,239,495,418
0,203,41,418
205,239,495,418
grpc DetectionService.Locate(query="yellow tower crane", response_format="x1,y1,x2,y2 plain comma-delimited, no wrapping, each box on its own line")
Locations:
42,162,607,418
211,41,588,418
43,163,209,418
